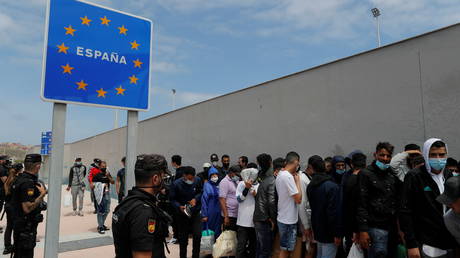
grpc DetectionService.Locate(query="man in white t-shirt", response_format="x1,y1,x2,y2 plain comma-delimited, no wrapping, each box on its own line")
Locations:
236,168,259,258
275,151,302,258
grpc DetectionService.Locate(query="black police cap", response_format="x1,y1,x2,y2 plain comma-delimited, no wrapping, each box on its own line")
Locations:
135,154,170,174
24,154,42,163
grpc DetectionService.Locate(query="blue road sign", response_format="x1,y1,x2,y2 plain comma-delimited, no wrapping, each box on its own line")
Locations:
41,131,52,155
40,0,152,111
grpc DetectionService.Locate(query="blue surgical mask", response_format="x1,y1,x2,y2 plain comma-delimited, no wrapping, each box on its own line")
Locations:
375,160,390,170
453,172,459,177
429,158,447,171
184,179,194,185
210,176,219,183
231,176,239,182
335,169,346,175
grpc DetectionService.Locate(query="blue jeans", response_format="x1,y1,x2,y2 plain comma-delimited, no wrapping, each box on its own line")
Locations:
368,228,389,258
277,221,297,251
254,221,274,258
316,242,337,258
97,192,110,228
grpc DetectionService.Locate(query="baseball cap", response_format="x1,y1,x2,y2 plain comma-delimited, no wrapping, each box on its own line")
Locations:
210,154,219,162
203,163,211,168
436,176,460,205
24,154,42,163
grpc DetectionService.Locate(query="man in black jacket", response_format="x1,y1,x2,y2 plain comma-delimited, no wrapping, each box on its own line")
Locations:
253,153,276,258
358,142,402,258
307,155,343,258
400,138,457,258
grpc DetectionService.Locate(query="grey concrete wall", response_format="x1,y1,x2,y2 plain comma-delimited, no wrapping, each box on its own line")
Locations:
50,24,460,175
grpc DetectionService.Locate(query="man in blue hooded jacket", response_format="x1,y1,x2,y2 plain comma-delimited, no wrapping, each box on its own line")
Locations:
201,167,222,238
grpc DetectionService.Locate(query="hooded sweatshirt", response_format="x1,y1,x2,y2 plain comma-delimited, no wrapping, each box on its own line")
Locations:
307,172,343,243
331,156,346,185
399,138,456,250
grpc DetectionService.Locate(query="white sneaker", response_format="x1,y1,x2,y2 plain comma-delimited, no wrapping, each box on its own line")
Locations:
73,211,78,216
78,211,84,216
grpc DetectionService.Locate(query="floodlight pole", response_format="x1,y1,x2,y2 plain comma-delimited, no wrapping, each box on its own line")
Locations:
172,89,176,110
44,102,67,257
376,15,381,47
125,110,138,194
114,110,119,129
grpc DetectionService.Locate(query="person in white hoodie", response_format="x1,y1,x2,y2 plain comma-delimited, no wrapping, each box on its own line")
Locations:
400,138,456,258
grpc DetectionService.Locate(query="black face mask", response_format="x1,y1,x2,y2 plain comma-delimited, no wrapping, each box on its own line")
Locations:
223,164,229,169
101,168,107,172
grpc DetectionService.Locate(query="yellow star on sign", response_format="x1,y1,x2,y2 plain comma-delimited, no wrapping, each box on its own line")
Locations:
129,75,139,84
80,16,92,26
57,43,69,54
118,25,128,35
130,40,140,50
96,88,107,97
64,25,76,36
100,16,111,26
76,80,88,90
133,59,143,68
115,86,126,95
61,63,74,74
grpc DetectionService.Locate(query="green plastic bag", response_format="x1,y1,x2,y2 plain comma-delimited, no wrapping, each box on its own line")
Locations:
396,244,407,258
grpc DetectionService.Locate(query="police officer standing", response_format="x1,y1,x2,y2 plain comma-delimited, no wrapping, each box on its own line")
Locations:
11,154,47,258
0,155,10,233
112,154,172,258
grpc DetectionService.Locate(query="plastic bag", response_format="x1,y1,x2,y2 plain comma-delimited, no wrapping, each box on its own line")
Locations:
200,229,215,254
347,243,364,258
63,193,71,207
397,244,407,258
212,230,237,257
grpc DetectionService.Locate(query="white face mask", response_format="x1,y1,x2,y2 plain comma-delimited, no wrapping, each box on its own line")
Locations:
212,161,218,167
210,176,218,183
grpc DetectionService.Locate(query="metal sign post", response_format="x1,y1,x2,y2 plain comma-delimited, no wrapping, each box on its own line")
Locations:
125,110,138,193
39,0,152,256
44,103,67,257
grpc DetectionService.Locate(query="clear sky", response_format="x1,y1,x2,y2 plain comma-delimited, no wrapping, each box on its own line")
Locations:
1,0,459,145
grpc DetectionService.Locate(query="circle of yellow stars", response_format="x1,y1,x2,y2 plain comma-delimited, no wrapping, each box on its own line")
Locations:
56,14,145,98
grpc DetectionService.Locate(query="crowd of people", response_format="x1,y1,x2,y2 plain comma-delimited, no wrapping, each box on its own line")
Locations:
143,137,460,258
61,136,460,258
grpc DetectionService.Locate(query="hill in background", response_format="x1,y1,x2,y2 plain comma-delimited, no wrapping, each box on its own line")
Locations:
0,142,33,162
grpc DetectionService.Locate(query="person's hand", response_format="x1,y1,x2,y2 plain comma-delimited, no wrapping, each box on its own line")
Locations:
244,180,252,189
189,199,196,207
179,206,185,213
334,237,342,247
269,219,275,231
37,184,47,197
359,232,371,250
352,232,360,243
251,190,257,196
293,173,300,182
202,217,208,222
66,186,70,191
161,188,166,195
304,228,313,242
407,248,421,258
224,216,230,226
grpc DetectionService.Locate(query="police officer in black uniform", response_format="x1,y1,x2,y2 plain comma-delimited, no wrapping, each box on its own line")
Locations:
0,155,10,233
112,154,172,258
11,154,47,258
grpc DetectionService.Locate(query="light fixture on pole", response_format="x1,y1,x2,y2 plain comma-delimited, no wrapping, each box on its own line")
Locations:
371,7,381,47
172,89,176,110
